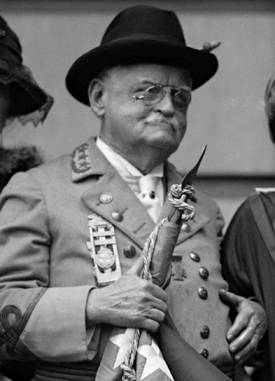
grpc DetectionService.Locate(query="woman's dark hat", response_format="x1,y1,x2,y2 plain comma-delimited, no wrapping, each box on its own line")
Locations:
66,5,219,106
0,15,53,126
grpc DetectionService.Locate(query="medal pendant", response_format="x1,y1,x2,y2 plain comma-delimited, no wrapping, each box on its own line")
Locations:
87,214,122,287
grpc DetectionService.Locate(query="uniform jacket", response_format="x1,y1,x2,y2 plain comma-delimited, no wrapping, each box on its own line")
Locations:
0,138,233,371
222,191,275,381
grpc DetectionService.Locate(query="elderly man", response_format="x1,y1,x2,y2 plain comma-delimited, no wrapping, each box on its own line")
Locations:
0,5,266,381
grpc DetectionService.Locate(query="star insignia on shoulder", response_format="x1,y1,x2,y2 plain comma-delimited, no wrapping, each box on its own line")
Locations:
71,143,92,173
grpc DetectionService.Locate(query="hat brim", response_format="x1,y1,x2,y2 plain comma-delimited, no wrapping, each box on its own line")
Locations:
66,38,218,106
0,59,53,119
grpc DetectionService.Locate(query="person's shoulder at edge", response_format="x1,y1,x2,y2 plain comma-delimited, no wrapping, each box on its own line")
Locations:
0,150,73,197
224,188,275,231
238,187,275,213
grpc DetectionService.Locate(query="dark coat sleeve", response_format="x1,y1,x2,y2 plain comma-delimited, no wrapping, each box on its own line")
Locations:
221,195,275,308
221,198,268,303
221,199,256,297
221,195,275,379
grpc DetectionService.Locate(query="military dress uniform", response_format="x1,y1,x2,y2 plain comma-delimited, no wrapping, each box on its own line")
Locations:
0,137,235,380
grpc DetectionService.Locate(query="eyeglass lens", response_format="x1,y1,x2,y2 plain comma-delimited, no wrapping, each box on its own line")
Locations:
143,85,191,109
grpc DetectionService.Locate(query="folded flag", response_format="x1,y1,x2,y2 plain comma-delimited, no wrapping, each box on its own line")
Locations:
95,327,136,381
136,330,174,381
95,218,182,381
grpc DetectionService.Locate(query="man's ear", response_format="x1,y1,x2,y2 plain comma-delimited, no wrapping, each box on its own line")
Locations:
88,79,106,117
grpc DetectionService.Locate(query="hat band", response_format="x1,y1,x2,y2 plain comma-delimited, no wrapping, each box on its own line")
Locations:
102,33,185,46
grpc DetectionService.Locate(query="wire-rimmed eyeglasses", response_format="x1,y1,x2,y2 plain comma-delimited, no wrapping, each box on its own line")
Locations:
132,84,192,110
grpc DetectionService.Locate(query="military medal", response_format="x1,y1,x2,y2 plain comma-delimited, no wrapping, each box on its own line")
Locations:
87,214,122,287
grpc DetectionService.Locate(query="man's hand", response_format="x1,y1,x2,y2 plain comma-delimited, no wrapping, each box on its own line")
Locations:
219,289,267,364
86,257,167,332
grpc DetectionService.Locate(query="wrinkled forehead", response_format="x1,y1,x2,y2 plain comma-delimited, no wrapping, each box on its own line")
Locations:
98,63,193,88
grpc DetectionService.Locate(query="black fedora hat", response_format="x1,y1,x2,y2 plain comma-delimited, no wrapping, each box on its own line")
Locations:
0,15,53,125
66,5,218,106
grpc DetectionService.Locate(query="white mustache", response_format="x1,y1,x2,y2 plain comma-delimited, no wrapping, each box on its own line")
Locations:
145,115,177,128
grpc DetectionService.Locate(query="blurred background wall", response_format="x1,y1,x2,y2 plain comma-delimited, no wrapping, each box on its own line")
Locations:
1,0,275,229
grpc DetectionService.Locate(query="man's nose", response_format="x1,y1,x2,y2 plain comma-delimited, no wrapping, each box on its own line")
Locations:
154,91,175,115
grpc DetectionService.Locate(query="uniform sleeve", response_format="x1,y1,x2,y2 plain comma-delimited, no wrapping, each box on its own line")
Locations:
0,172,96,362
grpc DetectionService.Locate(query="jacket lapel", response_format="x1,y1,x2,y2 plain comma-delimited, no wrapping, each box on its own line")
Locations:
73,138,155,249
81,166,155,248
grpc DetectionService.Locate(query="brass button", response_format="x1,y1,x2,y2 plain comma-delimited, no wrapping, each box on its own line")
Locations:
123,245,136,258
181,223,191,233
190,252,200,262
199,267,209,280
198,287,208,300
200,348,209,358
200,325,210,339
112,211,123,222
100,192,113,204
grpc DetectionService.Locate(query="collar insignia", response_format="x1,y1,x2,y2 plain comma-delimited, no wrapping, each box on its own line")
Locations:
71,143,92,174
